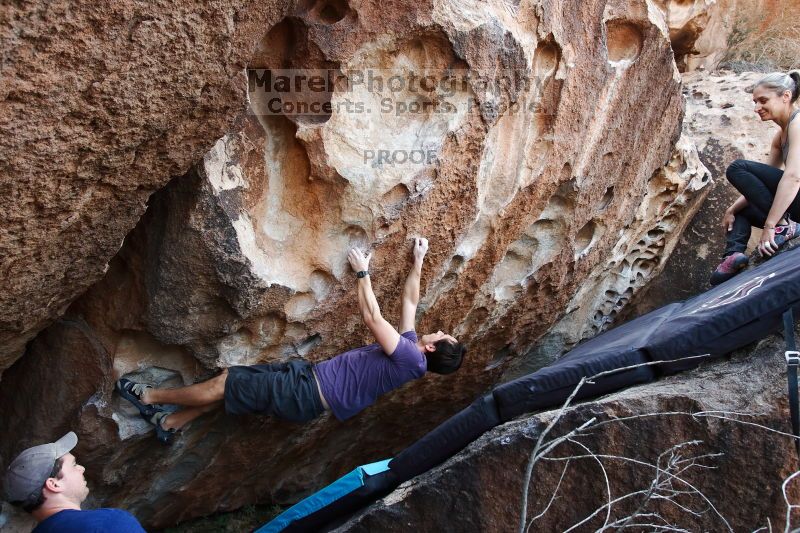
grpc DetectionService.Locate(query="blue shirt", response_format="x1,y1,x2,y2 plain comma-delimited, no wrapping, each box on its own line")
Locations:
33,509,146,533
314,331,426,421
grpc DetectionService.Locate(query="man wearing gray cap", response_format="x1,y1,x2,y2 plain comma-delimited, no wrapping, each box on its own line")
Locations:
4,431,144,532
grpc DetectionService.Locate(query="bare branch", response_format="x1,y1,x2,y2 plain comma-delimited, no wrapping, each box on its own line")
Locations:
590,411,800,442
782,470,800,533
519,374,592,533
528,459,571,526
515,353,779,533
584,354,712,383
565,438,613,530
544,446,732,532
561,487,652,533
536,417,597,462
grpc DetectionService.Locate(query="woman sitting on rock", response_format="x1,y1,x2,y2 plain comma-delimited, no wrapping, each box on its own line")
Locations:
711,71,800,286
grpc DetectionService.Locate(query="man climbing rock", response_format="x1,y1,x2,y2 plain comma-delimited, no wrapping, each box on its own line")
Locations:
4,432,146,532
117,237,466,444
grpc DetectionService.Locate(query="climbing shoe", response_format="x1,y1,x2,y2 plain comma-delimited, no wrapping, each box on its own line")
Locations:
774,218,799,248
709,252,749,286
150,411,177,446
116,378,159,419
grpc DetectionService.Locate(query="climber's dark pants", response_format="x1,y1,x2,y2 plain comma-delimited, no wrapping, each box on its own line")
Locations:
224,360,325,422
723,159,800,256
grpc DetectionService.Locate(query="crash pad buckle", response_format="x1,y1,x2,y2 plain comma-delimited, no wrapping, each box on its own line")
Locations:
786,350,800,366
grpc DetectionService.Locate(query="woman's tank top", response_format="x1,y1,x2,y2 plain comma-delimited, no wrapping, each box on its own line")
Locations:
781,108,800,164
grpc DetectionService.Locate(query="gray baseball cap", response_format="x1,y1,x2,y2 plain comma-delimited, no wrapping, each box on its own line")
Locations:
4,432,78,505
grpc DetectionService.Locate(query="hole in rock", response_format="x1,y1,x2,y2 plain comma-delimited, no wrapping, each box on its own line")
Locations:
633,257,658,278
558,176,577,196
345,225,369,248
677,157,688,175
383,183,410,204
296,333,322,356
247,18,340,125
216,321,285,368
605,20,644,65
285,292,317,320
622,286,633,298
599,186,614,210
253,313,287,346
533,40,560,77
309,270,335,300
440,254,466,287
113,331,199,384
460,307,489,338
575,219,603,257
669,28,697,71
248,67,337,125
297,0,352,24
530,40,563,133
381,183,411,216
318,0,348,23
560,163,572,181
486,345,513,370
661,213,678,227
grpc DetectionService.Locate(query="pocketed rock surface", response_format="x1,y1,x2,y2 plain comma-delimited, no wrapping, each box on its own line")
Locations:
0,0,712,529
0,0,293,371
335,331,800,532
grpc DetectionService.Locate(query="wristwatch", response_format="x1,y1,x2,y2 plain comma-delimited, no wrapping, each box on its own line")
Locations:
356,270,369,278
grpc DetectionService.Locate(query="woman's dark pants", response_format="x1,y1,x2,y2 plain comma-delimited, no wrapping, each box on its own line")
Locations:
723,159,800,256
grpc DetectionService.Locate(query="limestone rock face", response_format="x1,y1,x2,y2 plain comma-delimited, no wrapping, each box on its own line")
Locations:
1,0,708,529
335,332,800,532
657,0,800,73
632,70,776,315
0,0,293,371
139,0,699,382
507,132,710,379
656,0,736,72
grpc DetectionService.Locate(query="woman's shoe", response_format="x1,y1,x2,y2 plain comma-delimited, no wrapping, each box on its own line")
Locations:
774,218,798,248
709,252,749,286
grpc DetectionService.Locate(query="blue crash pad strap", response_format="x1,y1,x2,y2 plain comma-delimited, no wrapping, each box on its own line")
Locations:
361,459,391,476
784,309,800,457
255,459,391,533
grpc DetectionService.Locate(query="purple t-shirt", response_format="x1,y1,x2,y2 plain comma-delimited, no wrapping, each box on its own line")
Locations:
314,331,426,420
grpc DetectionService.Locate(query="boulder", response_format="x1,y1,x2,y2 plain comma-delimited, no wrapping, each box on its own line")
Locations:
0,0,709,529
0,0,293,371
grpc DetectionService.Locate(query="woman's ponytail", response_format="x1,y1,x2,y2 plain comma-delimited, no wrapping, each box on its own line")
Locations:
789,70,800,103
